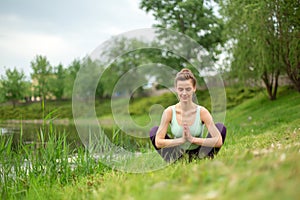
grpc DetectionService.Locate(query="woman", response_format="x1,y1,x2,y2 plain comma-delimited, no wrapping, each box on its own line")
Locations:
149,68,226,162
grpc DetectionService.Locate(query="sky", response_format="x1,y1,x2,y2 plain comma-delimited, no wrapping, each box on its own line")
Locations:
0,0,156,78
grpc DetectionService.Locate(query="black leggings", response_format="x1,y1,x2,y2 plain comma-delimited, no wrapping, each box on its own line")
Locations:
149,123,227,162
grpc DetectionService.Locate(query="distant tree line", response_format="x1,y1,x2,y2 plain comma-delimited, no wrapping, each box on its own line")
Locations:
0,56,82,107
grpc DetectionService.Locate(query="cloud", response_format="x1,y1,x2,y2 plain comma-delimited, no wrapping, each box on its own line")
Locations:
0,0,156,77
0,13,84,75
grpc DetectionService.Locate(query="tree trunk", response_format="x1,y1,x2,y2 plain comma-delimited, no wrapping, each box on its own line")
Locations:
286,62,300,92
12,100,16,108
261,70,280,100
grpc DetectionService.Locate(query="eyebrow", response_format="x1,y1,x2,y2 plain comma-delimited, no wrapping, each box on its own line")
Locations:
178,87,192,89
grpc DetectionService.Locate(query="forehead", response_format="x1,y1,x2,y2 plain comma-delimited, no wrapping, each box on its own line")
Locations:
176,79,194,88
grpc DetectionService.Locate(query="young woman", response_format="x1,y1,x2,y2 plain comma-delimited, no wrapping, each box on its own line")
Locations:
149,68,226,162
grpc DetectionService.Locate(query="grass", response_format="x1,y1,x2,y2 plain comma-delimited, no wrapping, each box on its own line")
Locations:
56,87,300,200
1,86,300,199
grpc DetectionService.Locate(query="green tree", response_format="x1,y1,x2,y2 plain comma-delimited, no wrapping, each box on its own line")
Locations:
49,64,66,100
0,80,5,103
140,0,224,57
64,59,81,98
0,67,27,107
99,37,150,97
73,57,104,101
275,0,300,92
99,37,193,97
23,80,32,103
220,0,300,100
30,55,52,104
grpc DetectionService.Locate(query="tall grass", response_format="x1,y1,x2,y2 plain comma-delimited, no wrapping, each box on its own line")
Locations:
0,103,110,200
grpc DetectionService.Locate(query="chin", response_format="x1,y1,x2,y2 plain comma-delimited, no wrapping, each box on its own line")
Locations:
180,98,190,102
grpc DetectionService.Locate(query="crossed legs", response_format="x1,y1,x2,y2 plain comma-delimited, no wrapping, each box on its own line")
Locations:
149,123,227,162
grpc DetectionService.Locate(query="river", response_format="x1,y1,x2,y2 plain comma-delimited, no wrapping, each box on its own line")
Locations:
0,119,151,151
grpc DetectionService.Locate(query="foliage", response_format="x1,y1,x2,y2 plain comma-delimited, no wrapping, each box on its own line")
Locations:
140,0,224,54
0,67,28,107
49,64,66,100
139,0,225,80
72,57,105,100
220,0,300,99
64,59,81,98
30,55,53,103
99,37,186,98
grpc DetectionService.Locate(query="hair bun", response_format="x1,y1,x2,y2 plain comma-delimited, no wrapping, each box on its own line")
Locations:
175,68,197,87
180,68,192,74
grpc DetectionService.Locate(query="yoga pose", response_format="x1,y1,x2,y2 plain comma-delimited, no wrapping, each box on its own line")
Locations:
149,68,226,162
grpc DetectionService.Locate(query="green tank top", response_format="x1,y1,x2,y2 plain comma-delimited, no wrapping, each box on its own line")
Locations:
170,105,204,150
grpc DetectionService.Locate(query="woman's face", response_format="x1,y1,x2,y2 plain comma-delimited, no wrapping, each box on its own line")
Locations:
176,79,196,102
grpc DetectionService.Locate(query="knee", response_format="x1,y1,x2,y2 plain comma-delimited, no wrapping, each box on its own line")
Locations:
149,126,159,138
215,123,226,134
215,123,226,143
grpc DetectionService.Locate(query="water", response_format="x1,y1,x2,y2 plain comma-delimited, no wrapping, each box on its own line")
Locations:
0,121,83,149
0,120,151,151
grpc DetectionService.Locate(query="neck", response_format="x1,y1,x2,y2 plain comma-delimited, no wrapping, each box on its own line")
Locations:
179,101,194,111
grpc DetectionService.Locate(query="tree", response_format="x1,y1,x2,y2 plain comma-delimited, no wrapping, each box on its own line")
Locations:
30,55,52,104
23,80,32,103
64,59,81,98
99,38,150,97
0,67,27,107
140,0,224,57
220,0,300,100
49,64,66,100
0,81,5,103
275,0,300,92
73,57,104,101
99,37,192,98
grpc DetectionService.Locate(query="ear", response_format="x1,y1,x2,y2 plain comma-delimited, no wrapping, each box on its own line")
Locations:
193,86,196,93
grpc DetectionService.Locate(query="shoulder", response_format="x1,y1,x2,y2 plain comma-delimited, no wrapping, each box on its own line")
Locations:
199,106,209,113
199,106,213,121
164,106,174,116
161,106,173,121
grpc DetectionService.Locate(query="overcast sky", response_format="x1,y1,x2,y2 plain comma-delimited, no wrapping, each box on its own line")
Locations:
0,0,156,77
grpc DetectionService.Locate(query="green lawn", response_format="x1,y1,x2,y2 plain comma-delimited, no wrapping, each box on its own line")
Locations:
1,87,300,200
55,87,300,200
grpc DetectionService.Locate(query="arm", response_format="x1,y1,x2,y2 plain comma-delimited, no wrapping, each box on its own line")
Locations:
185,107,222,147
155,107,186,149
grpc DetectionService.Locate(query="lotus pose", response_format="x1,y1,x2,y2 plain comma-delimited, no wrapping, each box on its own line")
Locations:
149,68,226,162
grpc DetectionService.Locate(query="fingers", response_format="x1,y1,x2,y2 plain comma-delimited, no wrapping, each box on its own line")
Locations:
182,123,194,143
183,123,189,134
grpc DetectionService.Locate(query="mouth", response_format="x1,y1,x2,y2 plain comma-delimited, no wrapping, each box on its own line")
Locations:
180,95,189,100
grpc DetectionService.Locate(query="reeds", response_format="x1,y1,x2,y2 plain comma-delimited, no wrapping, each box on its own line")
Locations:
0,107,109,199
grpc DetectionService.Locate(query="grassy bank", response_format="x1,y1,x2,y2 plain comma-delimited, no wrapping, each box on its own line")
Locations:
1,86,300,199
59,87,300,200
0,86,261,120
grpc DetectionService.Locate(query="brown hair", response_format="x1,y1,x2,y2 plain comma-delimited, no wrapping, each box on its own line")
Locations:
175,68,197,87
